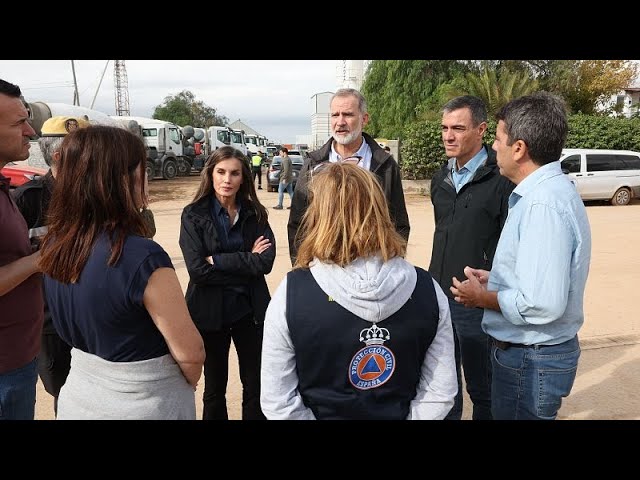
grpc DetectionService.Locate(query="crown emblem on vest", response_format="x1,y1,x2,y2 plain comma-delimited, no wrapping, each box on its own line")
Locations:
350,323,395,390
359,323,390,346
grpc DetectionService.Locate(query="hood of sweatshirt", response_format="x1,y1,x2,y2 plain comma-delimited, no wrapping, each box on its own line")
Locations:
309,255,417,323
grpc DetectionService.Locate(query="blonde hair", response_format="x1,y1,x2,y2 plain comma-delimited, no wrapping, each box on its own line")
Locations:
294,162,406,268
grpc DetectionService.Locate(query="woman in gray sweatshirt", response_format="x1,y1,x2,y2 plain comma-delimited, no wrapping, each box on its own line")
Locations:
261,162,457,420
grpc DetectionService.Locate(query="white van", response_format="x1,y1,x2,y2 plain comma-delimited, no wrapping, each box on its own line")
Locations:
559,148,640,205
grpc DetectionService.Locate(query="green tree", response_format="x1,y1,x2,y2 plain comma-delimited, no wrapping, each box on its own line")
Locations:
415,77,469,122
152,90,228,127
362,60,470,138
362,60,638,142
464,67,539,116
514,60,637,115
561,60,638,115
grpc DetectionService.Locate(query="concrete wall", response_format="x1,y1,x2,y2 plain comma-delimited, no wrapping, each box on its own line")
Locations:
402,179,429,195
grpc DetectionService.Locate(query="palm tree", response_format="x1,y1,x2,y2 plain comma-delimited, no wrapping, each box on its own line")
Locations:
465,68,539,116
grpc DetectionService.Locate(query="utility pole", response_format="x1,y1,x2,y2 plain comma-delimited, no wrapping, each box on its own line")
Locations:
90,60,110,109
71,60,80,106
114,60,130,116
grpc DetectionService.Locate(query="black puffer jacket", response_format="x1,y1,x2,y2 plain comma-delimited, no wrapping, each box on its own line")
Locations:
11,171,52,229
428,146,514,298
287,132,410,265
12,173,55,334
179,196,275,331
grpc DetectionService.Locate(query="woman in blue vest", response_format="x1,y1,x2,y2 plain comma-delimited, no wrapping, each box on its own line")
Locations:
261,162,457,420
180,146,275,420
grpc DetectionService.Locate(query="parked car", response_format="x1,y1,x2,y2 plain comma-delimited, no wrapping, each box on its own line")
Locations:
1,162,48,188
266,146,279,161
560,148,640,205
267,154,304,192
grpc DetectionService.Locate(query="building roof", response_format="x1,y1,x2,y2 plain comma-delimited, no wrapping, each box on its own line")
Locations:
229,120,261,136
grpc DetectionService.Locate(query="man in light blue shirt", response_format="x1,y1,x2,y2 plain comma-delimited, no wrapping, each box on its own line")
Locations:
450,92,591,420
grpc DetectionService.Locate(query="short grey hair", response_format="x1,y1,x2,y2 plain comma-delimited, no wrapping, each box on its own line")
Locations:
38,136,65,167
330,88,368,114
442,95,487,127
495,91,568,166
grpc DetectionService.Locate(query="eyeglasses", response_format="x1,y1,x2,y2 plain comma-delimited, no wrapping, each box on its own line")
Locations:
312,156,363,175
341,155,362,165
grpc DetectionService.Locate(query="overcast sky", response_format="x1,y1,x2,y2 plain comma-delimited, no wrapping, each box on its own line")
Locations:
1,60,340,144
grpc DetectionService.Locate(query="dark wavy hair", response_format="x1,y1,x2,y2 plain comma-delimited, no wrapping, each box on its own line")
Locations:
39,125,150,283
190,145,268,224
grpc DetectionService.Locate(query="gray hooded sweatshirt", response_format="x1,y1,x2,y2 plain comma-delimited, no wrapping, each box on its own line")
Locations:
260,255,457,420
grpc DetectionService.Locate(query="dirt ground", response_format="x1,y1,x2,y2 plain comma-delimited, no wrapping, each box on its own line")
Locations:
34,172,640,420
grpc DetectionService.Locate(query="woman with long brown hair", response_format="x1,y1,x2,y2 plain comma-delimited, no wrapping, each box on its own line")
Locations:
39,125,204,419
261,162,457,420
179,146,275,420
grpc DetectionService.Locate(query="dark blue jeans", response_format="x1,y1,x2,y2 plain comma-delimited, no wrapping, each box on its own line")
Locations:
491,335,580,420
445,299,492,420
0,357,38,420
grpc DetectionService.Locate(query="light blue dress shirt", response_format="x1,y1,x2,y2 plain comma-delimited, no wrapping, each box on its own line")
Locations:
450,148,488,193
482,161,592,345
329,137,372,171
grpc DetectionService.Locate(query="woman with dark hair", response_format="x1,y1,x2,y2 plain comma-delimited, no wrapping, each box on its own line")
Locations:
179,145,275,420
261,162,457,420
39,125,205,420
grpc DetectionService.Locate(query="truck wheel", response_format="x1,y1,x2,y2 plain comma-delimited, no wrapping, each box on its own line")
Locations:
146,161,154,180
162,159,177,180
611,187,631,206
177,158,190,176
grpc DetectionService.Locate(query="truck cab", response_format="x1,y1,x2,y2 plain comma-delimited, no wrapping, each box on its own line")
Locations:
207,125,232,154
245,133,259,155
231,129,248,156
112,116,186,180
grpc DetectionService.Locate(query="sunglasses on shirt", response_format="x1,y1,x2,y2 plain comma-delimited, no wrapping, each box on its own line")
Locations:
312,155,363,175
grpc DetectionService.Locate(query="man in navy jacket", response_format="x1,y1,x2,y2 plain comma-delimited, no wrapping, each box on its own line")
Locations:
429,96,514,420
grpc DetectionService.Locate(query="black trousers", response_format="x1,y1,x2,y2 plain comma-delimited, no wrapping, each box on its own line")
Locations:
37,333,72,415
252,167,262,187
200,315,266,420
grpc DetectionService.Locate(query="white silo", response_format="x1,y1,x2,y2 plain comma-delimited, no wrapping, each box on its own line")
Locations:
336,60,365,90
310,91,334,150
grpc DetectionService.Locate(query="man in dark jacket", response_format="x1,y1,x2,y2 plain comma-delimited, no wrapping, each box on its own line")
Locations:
287,88,409,265
429,95,514,420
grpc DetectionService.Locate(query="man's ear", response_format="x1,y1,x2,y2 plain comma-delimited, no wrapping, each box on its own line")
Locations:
512,139,527,161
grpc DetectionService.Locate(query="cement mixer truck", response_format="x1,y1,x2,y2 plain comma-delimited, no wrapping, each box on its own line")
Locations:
111,116,199,180
25,101,122,169
187,125,249,173
24,102,196,180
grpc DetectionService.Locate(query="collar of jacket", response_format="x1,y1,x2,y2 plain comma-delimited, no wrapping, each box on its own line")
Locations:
308,132,392,172
187,194,256,222
445,144,498,183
